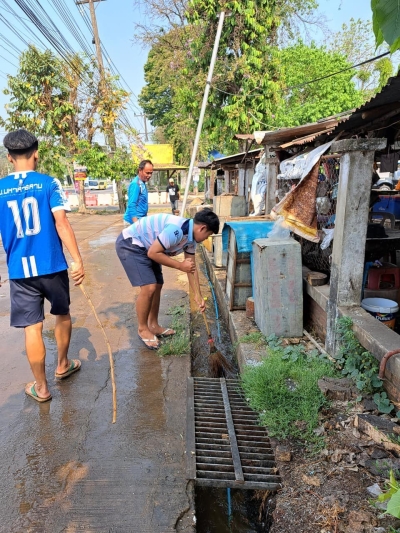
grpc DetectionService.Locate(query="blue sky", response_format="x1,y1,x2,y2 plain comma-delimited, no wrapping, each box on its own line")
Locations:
0,0,374,143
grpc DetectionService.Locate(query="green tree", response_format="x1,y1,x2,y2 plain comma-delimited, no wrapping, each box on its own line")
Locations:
74,141,136,211
328,18,394,98
271,42,364,127
138,0,334,157
0,45,134,211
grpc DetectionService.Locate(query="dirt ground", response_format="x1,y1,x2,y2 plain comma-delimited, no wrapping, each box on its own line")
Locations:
269,397,400,533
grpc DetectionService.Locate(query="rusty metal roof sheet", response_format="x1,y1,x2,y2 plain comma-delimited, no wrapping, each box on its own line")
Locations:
202,148,262,168
331,72,400,135
253,118,340,145
280,128,336,149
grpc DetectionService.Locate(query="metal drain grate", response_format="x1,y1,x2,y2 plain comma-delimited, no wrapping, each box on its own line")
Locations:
186,377,282,490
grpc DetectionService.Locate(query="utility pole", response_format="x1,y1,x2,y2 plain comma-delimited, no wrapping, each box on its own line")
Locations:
88,0,105,76
77,0,114,147
76,0,126,212
134,113,149,142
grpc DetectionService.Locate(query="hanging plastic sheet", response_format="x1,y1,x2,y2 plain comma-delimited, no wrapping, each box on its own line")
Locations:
271,142,333,242
250,152,267,216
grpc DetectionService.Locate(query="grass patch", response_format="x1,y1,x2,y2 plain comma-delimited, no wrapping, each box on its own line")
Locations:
241,347,339,446
239,332,267,347
157,305,190,357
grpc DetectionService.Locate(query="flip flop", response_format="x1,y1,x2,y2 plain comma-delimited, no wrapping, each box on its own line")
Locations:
157,328,176,338
25,382,52,403
55,359,81,380
138,334,160,350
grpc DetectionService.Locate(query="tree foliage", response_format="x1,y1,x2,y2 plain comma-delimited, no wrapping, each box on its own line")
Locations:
328,18,395,98
0,45,133,180
74,141,137,181
372,0,400,53
273,42,364,127
138,0,321,157
137,1,397,158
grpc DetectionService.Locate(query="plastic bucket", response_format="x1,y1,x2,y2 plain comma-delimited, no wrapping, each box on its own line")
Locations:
361,297,399,329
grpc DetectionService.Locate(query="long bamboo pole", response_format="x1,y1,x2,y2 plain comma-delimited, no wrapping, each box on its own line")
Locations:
72,264,117,423
180,11,226,215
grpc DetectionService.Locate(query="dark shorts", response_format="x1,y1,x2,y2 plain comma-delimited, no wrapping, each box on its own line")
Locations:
115,234,164,287
10,270,70,328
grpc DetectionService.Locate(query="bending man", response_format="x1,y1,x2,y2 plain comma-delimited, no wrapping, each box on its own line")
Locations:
116,209,219,349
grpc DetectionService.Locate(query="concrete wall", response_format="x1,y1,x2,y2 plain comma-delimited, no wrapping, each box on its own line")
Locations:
66,191,164,207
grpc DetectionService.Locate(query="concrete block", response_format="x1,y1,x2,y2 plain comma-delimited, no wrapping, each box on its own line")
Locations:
97,193,113,206
66,193,79,207
252,238,303,337
213,195,246,217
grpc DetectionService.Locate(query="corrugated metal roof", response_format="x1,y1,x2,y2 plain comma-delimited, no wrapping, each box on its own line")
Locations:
153,164,188,171
280,128,336,148
331,72,400,135
202,148,262,169
253,118,340,145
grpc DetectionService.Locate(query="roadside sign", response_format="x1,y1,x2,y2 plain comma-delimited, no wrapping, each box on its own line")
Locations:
74,165,87,180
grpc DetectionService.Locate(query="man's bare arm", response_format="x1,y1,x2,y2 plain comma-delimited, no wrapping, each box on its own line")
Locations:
53,210,84,285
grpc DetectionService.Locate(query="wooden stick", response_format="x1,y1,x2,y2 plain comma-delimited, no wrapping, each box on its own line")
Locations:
190,272,217,351
72,263,117,424
303,329,335,363
78,283,117,423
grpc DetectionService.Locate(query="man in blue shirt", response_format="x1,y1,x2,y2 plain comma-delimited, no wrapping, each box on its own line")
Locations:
123,159,153,224
0,129,85,402
116,209,219,349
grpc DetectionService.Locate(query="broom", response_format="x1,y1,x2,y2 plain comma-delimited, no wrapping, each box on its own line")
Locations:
71,263,117,423
191,273,233,377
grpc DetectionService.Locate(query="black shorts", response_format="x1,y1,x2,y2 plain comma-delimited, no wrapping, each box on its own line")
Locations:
115,234,164,287
10,270,70,328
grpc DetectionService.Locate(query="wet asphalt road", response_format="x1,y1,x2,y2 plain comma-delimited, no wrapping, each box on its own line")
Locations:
0,214,194,533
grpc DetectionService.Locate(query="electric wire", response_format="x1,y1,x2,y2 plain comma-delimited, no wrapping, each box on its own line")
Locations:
1,0,142,138
212,51,393,98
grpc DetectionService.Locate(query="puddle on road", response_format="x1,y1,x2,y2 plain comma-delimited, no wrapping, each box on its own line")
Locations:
88,231,118,249
193,254,272,533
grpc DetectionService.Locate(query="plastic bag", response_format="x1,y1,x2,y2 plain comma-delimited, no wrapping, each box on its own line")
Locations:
250,153,267,216
320,228,334,250
268,216,291,240
316,196,331,215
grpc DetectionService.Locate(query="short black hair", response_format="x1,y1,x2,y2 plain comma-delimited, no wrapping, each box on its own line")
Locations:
194,208,220,234
138,159,153,170
3,129,38,158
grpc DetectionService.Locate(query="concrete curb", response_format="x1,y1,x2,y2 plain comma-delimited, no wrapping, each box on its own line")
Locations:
201,246,265,372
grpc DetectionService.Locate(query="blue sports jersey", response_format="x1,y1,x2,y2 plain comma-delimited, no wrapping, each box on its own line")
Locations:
122,213,196,256
123,176,148,223
0,170,70,279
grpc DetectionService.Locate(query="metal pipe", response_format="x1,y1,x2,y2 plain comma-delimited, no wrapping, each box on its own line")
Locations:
379,349,400,379
180,11,226,215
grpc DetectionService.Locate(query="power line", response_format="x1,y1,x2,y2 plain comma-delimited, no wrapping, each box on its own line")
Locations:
1,0,141,139
212,51,393,98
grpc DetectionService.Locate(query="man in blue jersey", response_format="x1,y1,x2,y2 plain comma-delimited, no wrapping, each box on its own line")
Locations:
0,129,85,402
116,209,219,349
123,159,153,224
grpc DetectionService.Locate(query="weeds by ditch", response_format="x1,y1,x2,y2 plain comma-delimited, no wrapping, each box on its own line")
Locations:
240,316,400,449
157,305,190,357
241,336,339,447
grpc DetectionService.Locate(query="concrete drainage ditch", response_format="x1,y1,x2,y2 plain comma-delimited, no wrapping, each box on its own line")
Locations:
189,255,279,532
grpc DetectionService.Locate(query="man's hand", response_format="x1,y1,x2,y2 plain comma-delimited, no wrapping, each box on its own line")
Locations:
195,297,206,312
179,258,196,273
70,260,85,286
